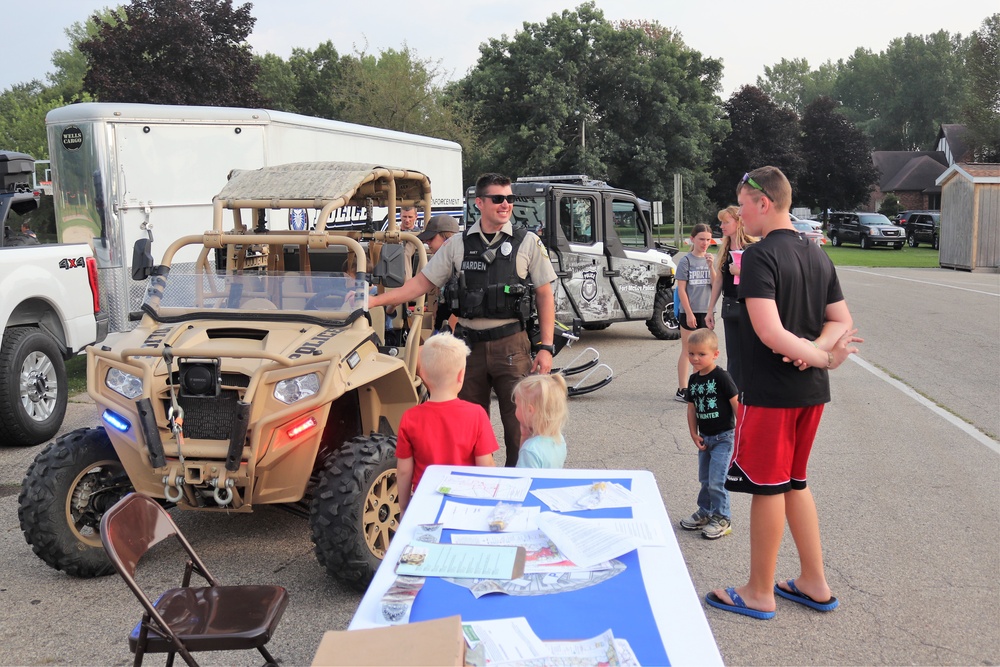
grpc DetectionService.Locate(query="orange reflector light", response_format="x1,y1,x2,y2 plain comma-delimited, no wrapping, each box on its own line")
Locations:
286,416,318,439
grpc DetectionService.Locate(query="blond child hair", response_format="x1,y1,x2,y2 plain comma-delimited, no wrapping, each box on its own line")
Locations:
417,331,469,393
513,374,568,438
688,327,720,350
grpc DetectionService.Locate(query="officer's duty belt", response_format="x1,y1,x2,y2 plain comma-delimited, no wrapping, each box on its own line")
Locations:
454,321,524,345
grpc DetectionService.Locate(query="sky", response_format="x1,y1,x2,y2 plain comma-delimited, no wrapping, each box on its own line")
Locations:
8,0,996,97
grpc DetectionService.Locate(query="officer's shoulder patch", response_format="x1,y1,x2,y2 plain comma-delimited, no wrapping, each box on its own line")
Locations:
534,235,549,257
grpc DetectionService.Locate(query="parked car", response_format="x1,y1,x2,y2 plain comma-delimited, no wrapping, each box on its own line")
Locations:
898,210,940,249
827,212,904,250
792,220,827,245
794,216,823,232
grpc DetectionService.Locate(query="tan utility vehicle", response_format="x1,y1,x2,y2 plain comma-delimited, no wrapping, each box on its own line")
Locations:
18,163,430,589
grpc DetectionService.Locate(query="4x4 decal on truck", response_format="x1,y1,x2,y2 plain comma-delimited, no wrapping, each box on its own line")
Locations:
58,257,87,269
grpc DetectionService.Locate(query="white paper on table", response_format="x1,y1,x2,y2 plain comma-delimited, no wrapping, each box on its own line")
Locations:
438,500,539,532
587,518,668,547
462,617,549,664
449,529,613,573
530,482,640,512
535,512,641,568
436,474,532,501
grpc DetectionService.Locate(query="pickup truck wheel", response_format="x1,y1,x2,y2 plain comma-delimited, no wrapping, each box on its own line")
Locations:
860,235,870,249
907,234,919,248
646,288,681,341
933,235,939,250
830,232,840,247
17,427,133,577
0,327,68,446
310,433,399,591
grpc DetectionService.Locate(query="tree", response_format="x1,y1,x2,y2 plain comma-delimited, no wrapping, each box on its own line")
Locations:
455,3,725,218
835,31,969,150
0,83,71,160
708,86,802,207
962,14,1000,160
878,193,902,218
254,52,298,111
48,9,126,103
80,0,263,106
798,96,879,217
757,57,838,115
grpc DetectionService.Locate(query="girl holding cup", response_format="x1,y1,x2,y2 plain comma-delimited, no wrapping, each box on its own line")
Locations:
707,206,757,389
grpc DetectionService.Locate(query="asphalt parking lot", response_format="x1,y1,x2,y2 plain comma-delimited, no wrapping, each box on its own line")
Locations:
0,266,997,666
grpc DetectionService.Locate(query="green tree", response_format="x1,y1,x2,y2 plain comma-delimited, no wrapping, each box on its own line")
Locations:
254,52,298,111
708,86,802,207
878,193,902,218
757,57,838,115
80,0,263,106
835,31,969,150
455,3,725,217
0,82,72,160
798,96,879,218
48,8,126,102
962,14,1000,160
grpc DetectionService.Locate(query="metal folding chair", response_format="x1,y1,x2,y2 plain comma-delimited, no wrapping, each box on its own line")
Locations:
99,493,288,667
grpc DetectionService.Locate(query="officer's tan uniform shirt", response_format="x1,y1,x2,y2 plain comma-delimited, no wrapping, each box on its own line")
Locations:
421,221,557,330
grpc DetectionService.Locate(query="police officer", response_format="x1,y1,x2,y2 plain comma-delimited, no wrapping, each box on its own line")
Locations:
370,173,556,466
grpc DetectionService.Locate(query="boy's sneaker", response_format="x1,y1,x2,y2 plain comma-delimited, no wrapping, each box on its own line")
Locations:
673,388,688,402
679,511,710,530
702,516,732,540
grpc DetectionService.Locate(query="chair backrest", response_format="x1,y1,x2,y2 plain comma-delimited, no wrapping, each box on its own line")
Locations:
100,493,181,579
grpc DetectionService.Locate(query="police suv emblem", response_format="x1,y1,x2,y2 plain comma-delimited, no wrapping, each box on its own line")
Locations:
500,241,512,257
582,269,598,301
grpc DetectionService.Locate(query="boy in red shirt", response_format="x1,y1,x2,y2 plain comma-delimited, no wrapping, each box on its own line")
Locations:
396,332,498,514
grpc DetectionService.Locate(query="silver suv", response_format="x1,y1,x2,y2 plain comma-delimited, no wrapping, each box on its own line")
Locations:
827,212,904,250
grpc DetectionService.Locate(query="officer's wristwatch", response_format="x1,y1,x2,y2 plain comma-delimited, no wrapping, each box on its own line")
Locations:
535,343,556,355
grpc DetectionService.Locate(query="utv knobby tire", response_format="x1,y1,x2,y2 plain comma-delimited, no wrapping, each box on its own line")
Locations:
0,327,68,446
581,322,611,331
646,288,681,340
310,434,399,591
18,427,133,577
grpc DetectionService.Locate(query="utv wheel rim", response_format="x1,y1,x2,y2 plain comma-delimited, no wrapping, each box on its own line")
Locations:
65,460,129,547
19,351,58,422
363,469,398,558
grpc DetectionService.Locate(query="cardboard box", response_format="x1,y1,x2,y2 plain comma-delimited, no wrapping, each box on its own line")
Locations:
312,615,465,666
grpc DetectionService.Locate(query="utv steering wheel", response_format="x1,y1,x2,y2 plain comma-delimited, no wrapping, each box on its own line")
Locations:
305,291,346,311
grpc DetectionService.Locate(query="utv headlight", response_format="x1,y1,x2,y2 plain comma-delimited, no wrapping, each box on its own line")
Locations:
106,368,143,399
274,373,321,404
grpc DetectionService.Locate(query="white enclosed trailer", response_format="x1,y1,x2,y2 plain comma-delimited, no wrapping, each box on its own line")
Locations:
45,103,463,332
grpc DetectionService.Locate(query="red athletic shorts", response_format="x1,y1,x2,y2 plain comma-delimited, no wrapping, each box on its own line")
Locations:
725,403,825,495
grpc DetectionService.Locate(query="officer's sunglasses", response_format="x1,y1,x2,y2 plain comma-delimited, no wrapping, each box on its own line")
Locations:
741,172,774,202
482,194,516,204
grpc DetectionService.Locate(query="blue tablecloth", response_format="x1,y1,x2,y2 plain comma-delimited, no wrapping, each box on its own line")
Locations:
409,473,670,666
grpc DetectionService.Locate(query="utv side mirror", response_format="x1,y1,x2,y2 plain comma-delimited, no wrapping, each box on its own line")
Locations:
372,243,407,288
131,239,154,280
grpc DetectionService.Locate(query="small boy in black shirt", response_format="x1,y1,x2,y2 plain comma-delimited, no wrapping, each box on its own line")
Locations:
679,328,739,539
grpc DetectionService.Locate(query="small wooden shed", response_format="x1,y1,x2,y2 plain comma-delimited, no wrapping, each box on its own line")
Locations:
936,163,1000,271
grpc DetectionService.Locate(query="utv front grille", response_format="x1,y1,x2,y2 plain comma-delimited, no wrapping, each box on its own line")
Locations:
164,390,241,440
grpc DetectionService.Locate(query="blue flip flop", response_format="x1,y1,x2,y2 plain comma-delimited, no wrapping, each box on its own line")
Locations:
705,587,776,620
774,579,839,612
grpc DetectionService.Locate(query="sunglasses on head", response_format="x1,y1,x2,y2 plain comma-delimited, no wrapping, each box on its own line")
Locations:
741,172,774,202
482,194,516,204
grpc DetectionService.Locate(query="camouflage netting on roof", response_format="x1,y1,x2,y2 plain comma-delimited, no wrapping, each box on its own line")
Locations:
215,162,421,202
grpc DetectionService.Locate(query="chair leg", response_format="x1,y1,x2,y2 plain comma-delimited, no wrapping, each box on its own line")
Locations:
258,645,277,666
165,651,175,667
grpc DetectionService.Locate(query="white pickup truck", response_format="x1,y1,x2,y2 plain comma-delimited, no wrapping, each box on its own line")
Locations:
1,192,108,446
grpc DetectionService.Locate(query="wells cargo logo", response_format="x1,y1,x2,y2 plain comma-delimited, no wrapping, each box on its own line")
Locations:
58,257,86,270
581,268,598,301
